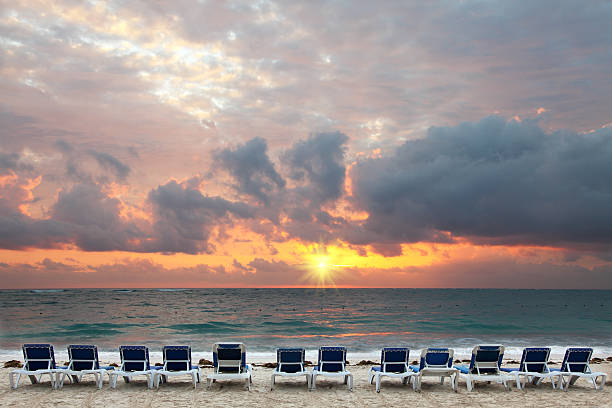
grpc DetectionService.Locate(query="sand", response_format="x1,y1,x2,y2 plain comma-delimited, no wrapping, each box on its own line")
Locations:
1,360,611,408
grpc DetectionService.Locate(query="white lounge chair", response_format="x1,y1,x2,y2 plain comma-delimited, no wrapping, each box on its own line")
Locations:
500,347,559,390
368,347,415,392
207,343,252,390
454,345,513,391
410,347,458,392
551,347,607,390
109,345,160,389
56,344,114,389
311,346,353,391
153,345,202,388
270,348,310,390
9,344,61,389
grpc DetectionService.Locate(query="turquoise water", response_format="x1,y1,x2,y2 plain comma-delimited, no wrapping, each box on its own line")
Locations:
1,289,610,357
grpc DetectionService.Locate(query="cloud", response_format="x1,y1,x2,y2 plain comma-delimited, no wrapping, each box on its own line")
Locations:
145,178,255,254
215,137,285,205
86,150,131,180
1,255,611,289
50,183,141,251
284,132,349,207
350,116,612,249
0,152,20,175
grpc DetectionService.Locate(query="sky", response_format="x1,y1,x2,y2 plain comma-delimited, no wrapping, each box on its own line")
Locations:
1,0,612,288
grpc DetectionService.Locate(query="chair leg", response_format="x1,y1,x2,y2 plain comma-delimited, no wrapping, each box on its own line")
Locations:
598,374,606,390
348,374,353,391
206,377,212,389
311,374,316,390
375,374,380,393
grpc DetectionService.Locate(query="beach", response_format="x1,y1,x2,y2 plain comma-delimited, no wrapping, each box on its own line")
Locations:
1,358,611,408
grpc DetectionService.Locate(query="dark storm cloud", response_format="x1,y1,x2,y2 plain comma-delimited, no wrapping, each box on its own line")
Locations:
284,131,349,207
145,179,255,254
215,137,285,205
49,183,142,251
350,116,612,248
0,210,71,250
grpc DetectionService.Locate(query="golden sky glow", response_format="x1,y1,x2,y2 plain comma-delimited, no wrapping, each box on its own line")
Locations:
1,1,611,288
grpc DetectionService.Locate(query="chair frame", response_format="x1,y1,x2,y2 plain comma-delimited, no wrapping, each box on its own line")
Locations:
270,348,310,390
411,348,458,392
501,347,559,390
9,344,59,389
368,347,416,392
310,346,353,391
554,347,607,391
455,345,513,392
109,346,158,389
56,344,113,389
206,343,252,391
153,345,202,388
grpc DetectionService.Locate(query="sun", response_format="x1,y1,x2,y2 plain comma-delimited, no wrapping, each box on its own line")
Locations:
300,245,352,288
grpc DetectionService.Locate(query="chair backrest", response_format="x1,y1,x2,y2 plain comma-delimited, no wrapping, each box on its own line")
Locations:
22,344,56,371
67,345,100,371
119,345,150,371
519,347,550,373
213,343,246,374
560,347,593,374
276,348,305,373
419,347,454,371
469,345,504,375
163,345,192,372
380,347,409,373
317,346,346,372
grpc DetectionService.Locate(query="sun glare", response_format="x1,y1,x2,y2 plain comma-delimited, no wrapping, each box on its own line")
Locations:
301,247,352,288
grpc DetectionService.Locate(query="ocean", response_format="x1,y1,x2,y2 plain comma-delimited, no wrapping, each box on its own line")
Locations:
1,289,611,362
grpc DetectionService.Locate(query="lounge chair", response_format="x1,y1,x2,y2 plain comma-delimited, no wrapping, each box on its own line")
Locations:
109,345,160,389
270,348,310,390
410,347,458,392
500,347,559,390
311,346,353,391
454,345,513,391
56,345,114,389
207,343,252,390
551,347,607,390
9,344,61,389
153,345,202,388
368,347,415,392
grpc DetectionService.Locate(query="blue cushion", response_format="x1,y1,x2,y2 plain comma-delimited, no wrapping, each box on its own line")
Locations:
420,348,452,370
68,345,100,370
318,347,346,372
120,346,150,371
163,345,191,371
454,365,469,374
277,348,304,373
519,347,550,373
561,348,592,373
500,367,519,372
23,344,56,370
